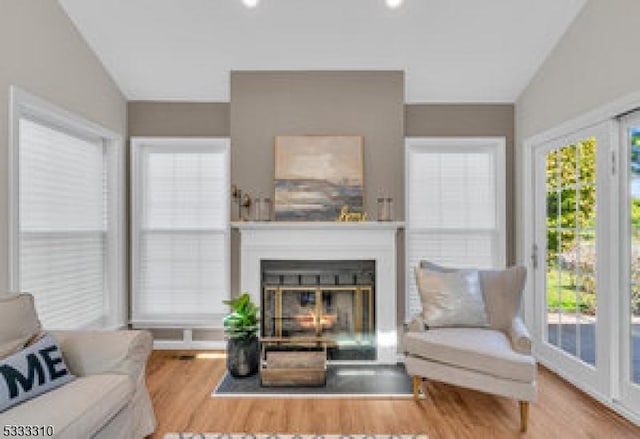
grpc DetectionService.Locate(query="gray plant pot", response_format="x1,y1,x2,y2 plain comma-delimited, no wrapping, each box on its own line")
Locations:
226,336,259,377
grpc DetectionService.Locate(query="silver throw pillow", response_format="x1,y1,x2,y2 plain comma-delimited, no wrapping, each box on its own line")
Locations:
415,265,489,328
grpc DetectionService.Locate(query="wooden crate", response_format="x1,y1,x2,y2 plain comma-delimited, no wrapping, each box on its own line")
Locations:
260,346,327,387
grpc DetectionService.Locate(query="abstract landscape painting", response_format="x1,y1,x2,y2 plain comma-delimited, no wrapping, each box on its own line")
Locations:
274,136,364,221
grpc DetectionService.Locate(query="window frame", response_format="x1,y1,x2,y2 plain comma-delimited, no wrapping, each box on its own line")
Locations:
8,86,125,329
619,111,640,411
519,93,640,423
130,137,231,327
404,137,507,320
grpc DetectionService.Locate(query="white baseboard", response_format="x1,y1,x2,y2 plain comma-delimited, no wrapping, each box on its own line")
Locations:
142,327,227,350
153,340,226,350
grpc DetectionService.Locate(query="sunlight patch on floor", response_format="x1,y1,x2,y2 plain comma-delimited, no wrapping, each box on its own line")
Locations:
196,352,227,360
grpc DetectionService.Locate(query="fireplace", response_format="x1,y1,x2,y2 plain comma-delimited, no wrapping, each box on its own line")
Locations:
235,221,400,364
261,260,376,360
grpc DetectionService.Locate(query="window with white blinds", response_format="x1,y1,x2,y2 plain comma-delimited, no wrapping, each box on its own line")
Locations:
131,138,230,325
11,88,124,329
405,137,506,318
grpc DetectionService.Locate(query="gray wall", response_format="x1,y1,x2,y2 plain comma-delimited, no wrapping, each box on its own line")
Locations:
515,0,640,263
0,0,127,291
127,95,516,315
229,71,405,313
127,101,232,311
128,102,230,137
406,104,515,264
126,80,516,345
230,71,406,220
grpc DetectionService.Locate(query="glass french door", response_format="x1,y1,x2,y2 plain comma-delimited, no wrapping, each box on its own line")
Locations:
620,111,640,409
533,121,615,397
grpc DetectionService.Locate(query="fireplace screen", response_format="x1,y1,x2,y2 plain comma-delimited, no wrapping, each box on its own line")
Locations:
261,260,375,360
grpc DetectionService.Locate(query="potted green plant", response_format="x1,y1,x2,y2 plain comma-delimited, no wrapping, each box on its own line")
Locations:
222,293,260,377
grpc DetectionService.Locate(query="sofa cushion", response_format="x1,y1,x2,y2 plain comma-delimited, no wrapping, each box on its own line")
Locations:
404,328,536,382
0,374,133,438
0,294,41,359
415,265,488,328
0,333,75,412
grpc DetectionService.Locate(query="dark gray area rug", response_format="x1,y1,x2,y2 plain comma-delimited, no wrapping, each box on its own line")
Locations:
213,364,414,398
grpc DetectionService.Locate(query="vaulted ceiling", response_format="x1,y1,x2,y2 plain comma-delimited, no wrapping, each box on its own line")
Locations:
58,0,586,102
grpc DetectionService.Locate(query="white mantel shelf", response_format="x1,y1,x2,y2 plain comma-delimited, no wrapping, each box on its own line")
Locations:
234,221,403,364
231,221,405,230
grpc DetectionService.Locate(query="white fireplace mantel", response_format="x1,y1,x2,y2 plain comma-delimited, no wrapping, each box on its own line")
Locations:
232,221,404,364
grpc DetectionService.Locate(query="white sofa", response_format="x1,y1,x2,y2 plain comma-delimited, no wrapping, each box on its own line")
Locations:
0,294,156,438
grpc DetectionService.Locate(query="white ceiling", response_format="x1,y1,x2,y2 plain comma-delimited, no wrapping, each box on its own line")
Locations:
58,0,586,103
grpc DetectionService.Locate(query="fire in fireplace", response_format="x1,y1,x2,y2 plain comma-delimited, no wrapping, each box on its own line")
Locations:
261,260,376,361
295,310,336,330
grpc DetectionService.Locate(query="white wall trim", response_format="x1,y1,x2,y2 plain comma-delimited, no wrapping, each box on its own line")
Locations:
130,136,231,330
404,137,507,320
523,91,640,147
9,86,122,291
153,339,227,350
521,91,640,327
527,120,617,399
8,86,126,327
618,111,640,409
521,90,640,425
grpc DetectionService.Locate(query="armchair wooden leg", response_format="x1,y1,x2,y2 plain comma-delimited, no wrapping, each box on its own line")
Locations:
519,401,529,433
412,375,421,402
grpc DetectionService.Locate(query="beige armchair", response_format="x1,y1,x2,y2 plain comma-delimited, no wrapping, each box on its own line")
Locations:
403,263,536,432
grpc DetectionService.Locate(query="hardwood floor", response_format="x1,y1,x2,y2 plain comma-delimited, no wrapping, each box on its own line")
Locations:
146,350,640,438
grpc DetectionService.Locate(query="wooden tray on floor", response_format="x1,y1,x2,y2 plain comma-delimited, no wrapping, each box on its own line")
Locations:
259,339,327,387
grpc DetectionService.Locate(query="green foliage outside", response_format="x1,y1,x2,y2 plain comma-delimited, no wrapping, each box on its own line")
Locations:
547,270,596,314
546,139,597,314
632,236,640,315
633,201,640,229
222,293,259,340
545,139,596,264
546,132,640,315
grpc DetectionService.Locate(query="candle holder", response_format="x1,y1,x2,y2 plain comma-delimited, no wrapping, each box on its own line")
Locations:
255,197,272,221
377,197,393,221
231,184,243,221
241,193,252,221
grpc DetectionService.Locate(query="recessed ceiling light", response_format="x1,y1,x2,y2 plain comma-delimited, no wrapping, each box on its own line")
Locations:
242,0,260,8
385,0,403,9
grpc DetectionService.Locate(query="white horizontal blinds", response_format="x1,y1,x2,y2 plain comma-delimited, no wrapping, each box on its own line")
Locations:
18,118,108,329
406,140,504,317
409,152,496,229
144,152,226,229
135,143,229,322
